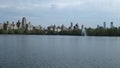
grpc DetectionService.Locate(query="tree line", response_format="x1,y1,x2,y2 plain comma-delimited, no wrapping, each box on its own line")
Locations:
0,29,82,35
0,27,120,36
87,27,120,36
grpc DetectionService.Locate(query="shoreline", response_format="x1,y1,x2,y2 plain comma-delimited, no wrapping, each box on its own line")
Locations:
0,34,120,37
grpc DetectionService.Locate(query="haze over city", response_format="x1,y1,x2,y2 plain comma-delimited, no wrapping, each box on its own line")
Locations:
0,0,120,28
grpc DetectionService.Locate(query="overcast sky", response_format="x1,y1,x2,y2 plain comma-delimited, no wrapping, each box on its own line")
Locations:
0,0,120,28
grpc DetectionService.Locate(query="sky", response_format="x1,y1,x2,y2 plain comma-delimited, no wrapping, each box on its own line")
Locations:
0,0,120,28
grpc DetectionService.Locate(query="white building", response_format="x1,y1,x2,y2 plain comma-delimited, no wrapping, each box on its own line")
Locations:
27,22,33,31
0,23,3,29
57,26,61,32
34,25,42,30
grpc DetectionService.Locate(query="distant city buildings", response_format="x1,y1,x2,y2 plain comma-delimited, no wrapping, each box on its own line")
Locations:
47,23,80,32
0,17,82,32
0,17,117,32
0,17,33,31
97,22,115,28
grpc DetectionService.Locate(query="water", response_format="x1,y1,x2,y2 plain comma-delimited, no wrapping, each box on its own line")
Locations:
0,35,120,68
81,28,87,36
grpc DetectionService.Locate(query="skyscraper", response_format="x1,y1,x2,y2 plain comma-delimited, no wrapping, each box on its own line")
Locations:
70,22,73,30
103,22,106,28
71,22,73,27
16,20,21,29
22,17,27,30
97,25,100,28
110,22,113,28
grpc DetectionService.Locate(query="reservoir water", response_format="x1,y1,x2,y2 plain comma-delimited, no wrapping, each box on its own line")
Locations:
0,35,120,68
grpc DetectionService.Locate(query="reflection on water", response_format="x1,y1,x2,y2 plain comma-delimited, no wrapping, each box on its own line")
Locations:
0,35,120,68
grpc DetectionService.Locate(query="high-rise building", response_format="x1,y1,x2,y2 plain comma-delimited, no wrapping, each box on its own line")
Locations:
69,22,73,30
74,23,79,30
97,25,100,28
103,22,106,28
16,20,21,29
22,17,27,30
110,22,113,28
27,22,33,31
71,22,73,27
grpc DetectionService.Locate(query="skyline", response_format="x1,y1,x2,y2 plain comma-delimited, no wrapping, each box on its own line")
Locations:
0,17,118,29
0,0,120,28
0,17,120,36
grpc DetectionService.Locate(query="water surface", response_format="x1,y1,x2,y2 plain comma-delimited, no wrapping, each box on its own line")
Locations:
0,35,120,68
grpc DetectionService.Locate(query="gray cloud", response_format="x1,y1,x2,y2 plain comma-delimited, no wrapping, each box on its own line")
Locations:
0,0,120,27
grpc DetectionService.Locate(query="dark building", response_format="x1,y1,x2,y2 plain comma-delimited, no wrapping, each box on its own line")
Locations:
74,23,79,30
71,22,73,27
97,25,100,28
16,20,21,29
103,22,106,28
110,22,113,28
22,17,27,30
3,23,8,30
